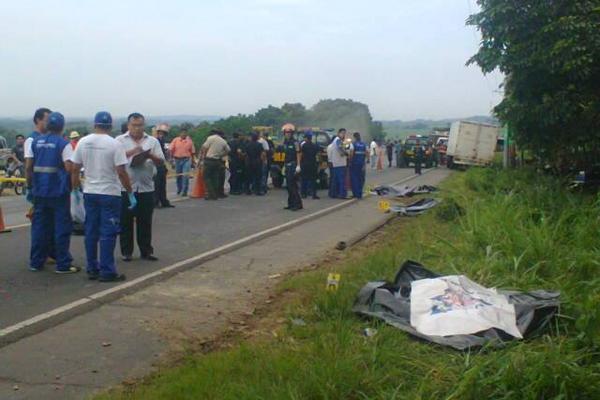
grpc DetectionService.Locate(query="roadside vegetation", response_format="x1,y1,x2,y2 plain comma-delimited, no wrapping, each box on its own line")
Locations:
98,167,600,400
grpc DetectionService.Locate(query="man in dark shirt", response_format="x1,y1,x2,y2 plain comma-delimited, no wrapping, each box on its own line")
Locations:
228,132,244,195
244,133,266,195
12,134,25,163
154,125,174,208
386,141,394,168
300,132,320,199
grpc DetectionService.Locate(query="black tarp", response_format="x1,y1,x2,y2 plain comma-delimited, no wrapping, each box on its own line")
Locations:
353,260,560,350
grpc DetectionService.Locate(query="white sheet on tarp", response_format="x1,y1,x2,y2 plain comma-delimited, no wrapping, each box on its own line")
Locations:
410,275,522,338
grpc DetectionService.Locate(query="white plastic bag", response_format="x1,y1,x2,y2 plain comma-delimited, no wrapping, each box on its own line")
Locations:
70,191,85,224
410,275,522,338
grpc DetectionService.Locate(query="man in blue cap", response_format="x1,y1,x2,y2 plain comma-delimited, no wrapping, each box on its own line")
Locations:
26,112,79,273
71,111,135,282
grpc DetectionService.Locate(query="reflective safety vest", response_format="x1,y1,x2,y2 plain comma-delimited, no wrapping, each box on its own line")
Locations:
284,139,298,165
352,141,367,166
32,133,70,197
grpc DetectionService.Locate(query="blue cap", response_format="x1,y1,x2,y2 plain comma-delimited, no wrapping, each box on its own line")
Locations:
94,111,112,127
47,112,65,132
304,131,313,138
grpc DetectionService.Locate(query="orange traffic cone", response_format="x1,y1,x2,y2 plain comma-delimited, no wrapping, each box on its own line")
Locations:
190,167,206,199
0,204,11,233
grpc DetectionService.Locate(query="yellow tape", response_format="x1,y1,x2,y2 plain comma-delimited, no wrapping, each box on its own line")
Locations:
0,177,26,183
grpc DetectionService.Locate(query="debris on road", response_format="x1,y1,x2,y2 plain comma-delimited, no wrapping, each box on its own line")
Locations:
268,273,282,280
370,184,438,198
335,241,347,251
353,260,560,350
391,198,439,216
363,328,378,337
101,342,112,347
291,318,307,326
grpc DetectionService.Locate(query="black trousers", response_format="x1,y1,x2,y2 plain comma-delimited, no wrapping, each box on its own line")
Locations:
246,162,262,194
286,164,303,209
153,165,170,206
120,191,155,257
204,159,224,200
229,161,243,194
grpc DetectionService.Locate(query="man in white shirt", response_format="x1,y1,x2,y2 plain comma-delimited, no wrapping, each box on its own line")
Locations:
70,111,134,282
330,128,353,199
369,139,378,169
257,132,271,193
116,113,165,262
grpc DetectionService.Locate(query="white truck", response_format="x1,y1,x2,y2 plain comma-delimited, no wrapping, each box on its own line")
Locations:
447,121,500,167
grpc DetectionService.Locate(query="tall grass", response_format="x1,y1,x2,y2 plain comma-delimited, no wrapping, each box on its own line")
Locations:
100,168,600,400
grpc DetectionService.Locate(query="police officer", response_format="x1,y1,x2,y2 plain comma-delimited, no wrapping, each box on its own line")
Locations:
228,132,244,195
300,131,320,199
350,132,367,199
26,112,79,273
282,124,303,211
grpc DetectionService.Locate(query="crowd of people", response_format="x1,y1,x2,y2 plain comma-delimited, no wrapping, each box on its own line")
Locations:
20,108,372,283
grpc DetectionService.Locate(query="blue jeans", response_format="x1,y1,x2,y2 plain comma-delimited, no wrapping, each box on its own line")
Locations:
30,195,73,270
333,166,347,199
175,158,191,194
83,193,121,278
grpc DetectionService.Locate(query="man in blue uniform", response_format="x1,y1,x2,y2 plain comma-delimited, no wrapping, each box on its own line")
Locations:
26,112,79,273
350,132,367,199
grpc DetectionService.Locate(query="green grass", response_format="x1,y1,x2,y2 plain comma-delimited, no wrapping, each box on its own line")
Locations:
98,168,600,400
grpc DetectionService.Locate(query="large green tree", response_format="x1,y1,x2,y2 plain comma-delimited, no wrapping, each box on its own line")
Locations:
468,0,600,170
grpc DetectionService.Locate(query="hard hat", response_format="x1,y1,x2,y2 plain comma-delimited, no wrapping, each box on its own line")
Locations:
94,111,112,127
281,123,295,132
157,123,170,133
69,131,80,139
47,112,65,132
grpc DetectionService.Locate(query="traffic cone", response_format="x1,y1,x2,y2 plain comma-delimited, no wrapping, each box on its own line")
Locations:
190,167,206,199
0,204,11,233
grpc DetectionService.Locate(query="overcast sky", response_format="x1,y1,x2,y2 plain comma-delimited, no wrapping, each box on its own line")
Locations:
0,0,503,121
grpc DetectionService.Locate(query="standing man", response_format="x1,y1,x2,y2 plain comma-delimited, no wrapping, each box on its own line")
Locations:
116,113,164,262
414,142,424,175
154,124,174,208
71,111,135,282
300,131,319,199
11,134,25,178
395,140,403,168
257,131,270,193
199,129,230,200
330,128,352,199
68,131,81,150
350,132,367,199
282,124,303,211
369,138,378,169
24,107,56,261
227,132,244,195
169,128,195,197
244,133,266,195
327,138,337,198
26,112,79,273
386,141,394,168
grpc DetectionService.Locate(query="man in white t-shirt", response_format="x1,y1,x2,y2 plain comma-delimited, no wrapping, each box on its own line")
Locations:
330,128,353,199
116,112,165,262
257,132,270,193
70,111,134,282
369,139,378,169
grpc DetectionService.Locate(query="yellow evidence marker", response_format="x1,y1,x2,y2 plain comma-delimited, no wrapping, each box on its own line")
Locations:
378,200,391,212
326,273,341,292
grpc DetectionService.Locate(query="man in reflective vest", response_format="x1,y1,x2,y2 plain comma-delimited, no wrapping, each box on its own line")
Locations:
27,112,79,273
350,132,367,199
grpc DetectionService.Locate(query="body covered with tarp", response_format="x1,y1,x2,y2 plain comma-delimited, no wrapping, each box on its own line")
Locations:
353,260,560,350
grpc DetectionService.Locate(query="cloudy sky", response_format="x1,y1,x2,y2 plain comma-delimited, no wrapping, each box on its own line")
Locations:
0,0,503,120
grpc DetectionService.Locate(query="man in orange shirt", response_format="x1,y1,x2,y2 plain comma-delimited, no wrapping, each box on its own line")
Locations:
169,128,196,196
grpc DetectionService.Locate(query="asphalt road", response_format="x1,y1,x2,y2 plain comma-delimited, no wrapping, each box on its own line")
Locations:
0,166,421,329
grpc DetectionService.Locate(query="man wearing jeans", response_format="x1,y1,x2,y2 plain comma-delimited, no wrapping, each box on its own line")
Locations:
169,128,195,196
71,111,135,282
116,113,165,262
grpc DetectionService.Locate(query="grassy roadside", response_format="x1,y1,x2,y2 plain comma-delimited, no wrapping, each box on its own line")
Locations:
98,167,600,400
